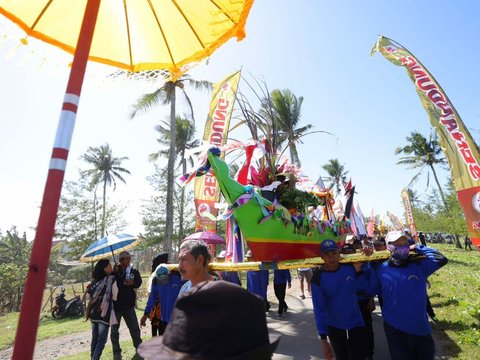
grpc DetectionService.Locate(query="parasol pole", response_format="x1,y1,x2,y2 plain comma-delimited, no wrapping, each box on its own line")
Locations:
110,245,116,264
12,1,101,358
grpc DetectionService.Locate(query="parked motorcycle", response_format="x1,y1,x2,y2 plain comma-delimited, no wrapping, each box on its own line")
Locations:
51,287,84,318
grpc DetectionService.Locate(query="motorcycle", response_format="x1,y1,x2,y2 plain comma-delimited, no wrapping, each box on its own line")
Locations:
51,287,84,318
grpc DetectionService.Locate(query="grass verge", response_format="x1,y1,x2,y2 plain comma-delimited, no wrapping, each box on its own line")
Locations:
428,244,480,359
0,312,90,350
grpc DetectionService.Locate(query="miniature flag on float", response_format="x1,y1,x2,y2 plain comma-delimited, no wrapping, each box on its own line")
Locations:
372,36,480,250
401,189,418,239
193,71,241,232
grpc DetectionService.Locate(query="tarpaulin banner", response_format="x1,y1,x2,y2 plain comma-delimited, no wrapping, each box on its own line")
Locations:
373,36,480,250
401,189,418,238
193,71,241,232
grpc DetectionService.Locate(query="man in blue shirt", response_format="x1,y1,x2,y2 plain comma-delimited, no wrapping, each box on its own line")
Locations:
245,250,270,312
370,231,448,360
312,239,370,360
273,269,291,318
140,253,183,336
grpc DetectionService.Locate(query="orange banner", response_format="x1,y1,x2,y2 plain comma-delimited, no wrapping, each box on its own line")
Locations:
373,36,480,250
193,71,241,232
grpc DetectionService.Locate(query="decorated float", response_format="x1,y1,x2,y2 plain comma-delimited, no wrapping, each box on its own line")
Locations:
204,147,349,262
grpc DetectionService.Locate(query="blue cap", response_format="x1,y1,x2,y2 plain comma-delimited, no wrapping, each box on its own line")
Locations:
155,264,170,285
320,239,339,253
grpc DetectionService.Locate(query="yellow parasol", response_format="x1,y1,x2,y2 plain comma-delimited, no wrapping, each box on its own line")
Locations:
0,1,253,358
0,0,253,74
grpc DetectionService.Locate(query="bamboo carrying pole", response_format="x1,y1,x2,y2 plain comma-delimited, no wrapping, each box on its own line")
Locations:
160,250,425,272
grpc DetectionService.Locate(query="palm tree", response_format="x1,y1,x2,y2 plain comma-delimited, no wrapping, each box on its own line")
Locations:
130,73,211,252
269,89,313,167
322,159,349,194
395,131,448,210
150,116,199,239
82,144,131,237
406,188,421,208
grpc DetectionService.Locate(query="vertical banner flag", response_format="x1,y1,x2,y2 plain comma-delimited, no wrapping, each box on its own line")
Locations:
401,189,418,238
372,36,480,250
387,211,404,231
194,71,241,232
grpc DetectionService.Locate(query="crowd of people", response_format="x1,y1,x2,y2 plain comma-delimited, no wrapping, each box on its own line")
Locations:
85,233,448,360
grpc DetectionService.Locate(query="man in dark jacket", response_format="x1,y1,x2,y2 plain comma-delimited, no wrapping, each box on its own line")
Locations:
111,251,143,360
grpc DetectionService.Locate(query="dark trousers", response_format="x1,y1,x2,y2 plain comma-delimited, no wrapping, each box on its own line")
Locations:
90,322,109,360
358,298,374,358
273,283,288,314
152,320,167,336
383,322,435,360
327,325,367,360
265,299,271,312
111,307,142,357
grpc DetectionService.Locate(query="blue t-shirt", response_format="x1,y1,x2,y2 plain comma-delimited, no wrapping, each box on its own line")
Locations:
246,270,269,300
311,265,370,335
221,271,241,286
273,269,291,285
370,245,447,336
144,272,183,323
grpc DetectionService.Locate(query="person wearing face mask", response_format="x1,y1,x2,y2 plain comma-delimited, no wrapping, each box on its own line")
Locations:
369,231,448,360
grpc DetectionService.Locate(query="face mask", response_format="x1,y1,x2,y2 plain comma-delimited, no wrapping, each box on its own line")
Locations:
387,245,410,259
387,245,410,266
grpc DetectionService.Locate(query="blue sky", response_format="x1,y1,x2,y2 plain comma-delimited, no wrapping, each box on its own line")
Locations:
1,0,479,239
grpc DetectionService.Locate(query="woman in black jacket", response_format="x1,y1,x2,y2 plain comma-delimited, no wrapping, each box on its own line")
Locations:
86,259,118,360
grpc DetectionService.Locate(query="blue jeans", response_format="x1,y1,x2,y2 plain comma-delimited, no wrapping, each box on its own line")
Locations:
91,322,109,360
110,307,142,357
384,322,435,360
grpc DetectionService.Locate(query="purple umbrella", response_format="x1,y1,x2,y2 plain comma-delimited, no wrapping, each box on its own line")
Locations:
183,231,225,245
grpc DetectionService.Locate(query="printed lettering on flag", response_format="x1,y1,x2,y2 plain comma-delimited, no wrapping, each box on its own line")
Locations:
193,71,241,232
373,36,480,250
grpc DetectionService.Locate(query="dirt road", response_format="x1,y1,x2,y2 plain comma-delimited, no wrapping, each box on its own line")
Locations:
267,277,390,360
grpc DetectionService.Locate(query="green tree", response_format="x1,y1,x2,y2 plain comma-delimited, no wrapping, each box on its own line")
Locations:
0,228,31,311
406,188,421,208
234,79,325,185
149,117,199,240
322,159,349,194
141,164,196,250
413,178,467,248
269,89,313,167
56,177,127,258
0,227,31,266
395,131,448,210
130,74,211,252
81,143,130,237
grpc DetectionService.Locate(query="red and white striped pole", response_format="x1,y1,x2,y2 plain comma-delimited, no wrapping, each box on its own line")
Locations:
12,1,101,358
